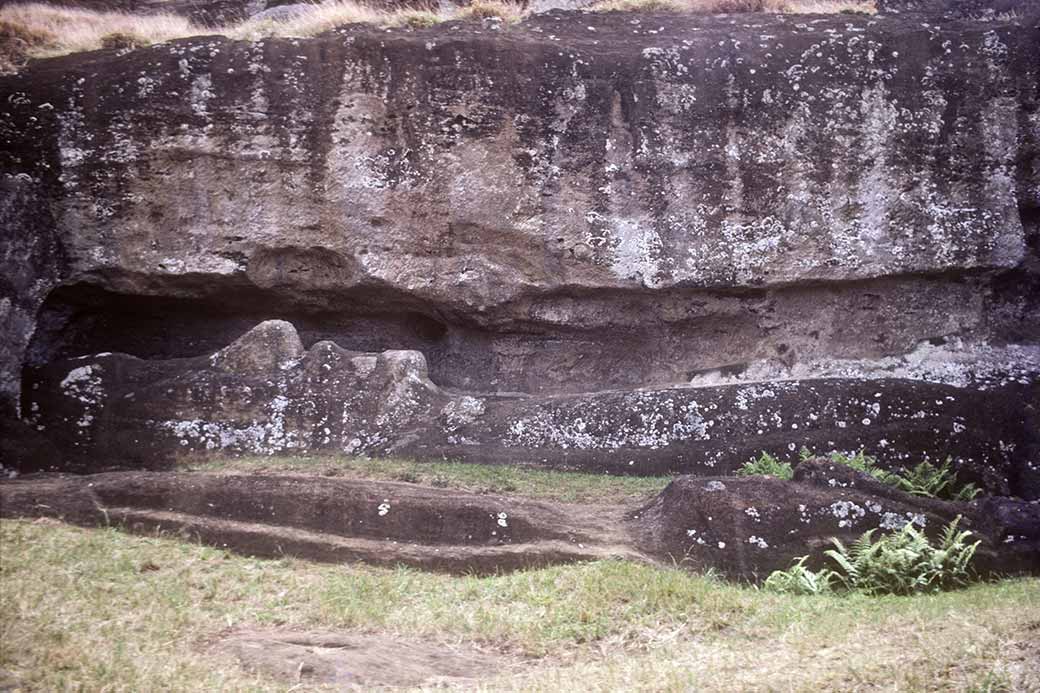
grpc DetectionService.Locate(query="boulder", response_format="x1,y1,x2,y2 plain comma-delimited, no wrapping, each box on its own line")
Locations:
633,461,1040,579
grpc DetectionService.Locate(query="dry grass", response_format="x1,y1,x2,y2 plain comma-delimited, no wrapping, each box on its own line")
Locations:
1,0,876,72
1,518,1037,691
231,0,383,39
0,3,198,70
454,0,526,23
0,18,50,71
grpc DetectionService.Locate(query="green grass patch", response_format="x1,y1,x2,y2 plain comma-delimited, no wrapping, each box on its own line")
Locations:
2,520,1038,691
181,455,671,504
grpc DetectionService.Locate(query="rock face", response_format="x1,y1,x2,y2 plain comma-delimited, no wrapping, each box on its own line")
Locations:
633,459,1040,578
1,10,1039,493
2,461,1037,578
22,320,1040,498
877,0,1040,18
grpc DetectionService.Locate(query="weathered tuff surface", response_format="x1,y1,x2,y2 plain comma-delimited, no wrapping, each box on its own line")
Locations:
633,459,1040,578
1,11,1039,482
23,320,1040,497
0,470,643,573
877,0,1040,18
1,462,1037,578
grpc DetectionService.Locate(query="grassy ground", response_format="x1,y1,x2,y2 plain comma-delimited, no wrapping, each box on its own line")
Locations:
2,519,1037,691
181,455,671,504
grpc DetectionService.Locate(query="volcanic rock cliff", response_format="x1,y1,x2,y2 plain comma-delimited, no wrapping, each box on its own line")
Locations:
1,10,1038,495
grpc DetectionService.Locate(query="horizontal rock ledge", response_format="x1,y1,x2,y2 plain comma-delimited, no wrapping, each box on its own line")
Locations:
1,461,1037,579
16,320,1040,500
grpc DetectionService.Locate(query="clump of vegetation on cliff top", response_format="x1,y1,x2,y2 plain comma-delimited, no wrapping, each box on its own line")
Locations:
1,0,875,72
0,3,196,71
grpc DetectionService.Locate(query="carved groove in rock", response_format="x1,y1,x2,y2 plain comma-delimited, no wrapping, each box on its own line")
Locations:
2,461,1037,579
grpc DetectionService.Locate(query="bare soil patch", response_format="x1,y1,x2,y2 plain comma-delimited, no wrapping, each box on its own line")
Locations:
218,629,517,689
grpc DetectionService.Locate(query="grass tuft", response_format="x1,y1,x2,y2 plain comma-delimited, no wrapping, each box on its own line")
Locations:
454,0,526,22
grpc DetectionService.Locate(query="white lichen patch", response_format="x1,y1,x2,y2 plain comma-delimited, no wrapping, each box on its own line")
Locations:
441,396,486,445
686,528,707,545
747,536,769,549
829,500,866,528
506,392,710,450
59,364,105,433
689,340,1040,391
154,394,300,454
879,511,927,530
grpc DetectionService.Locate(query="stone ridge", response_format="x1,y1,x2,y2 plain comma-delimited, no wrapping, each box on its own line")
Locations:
2,465,1038,578
20,320,1040,498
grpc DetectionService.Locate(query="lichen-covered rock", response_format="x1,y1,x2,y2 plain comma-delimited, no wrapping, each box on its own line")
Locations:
1,11,1038,481
633,461,1040,579
2,464,1035,577
21,320,1039,499
877,0,1040,17
0,173,62,421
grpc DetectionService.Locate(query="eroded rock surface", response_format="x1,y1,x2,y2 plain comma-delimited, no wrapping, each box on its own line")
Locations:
633,459,1040,578
20,320,1039,498
1,9,1038,485
1,463,1036,578
0,470,642,572
877,0,1040,18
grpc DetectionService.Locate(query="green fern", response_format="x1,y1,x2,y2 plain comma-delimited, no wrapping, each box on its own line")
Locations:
827,450,902,486
823,516,979,596
763,556,836,595
887,458,981,501
811,449,982,501
736,452,794,480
